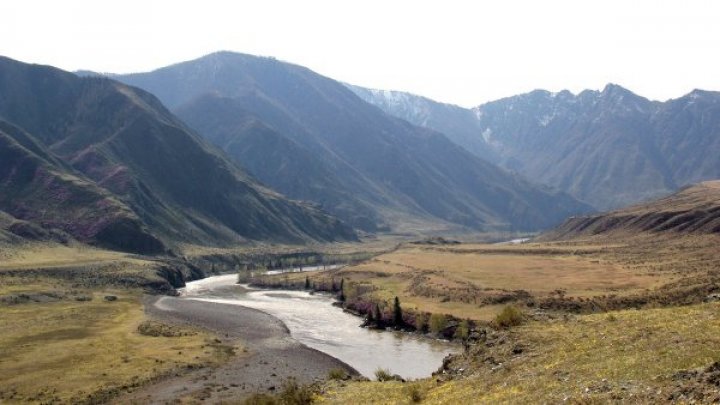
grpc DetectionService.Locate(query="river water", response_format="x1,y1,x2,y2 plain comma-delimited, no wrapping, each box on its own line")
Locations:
180,274,458,380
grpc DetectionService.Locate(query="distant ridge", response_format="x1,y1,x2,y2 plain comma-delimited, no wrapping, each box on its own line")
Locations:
349,83,720,211
538,181,720,240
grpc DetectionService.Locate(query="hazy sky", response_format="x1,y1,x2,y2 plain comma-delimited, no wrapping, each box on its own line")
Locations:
2,0,719,107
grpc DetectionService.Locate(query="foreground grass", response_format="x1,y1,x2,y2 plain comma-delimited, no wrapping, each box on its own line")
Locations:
0,286,235,404
319,302,720,403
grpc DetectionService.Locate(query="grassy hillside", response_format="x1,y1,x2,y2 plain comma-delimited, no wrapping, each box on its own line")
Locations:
320,301,720,403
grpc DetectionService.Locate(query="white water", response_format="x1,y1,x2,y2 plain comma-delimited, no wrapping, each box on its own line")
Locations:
181,274,457,380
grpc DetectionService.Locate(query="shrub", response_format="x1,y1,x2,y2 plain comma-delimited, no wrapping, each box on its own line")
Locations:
404,382,427,403
375,368,403,382
243,393,278,405
494,305,524,328
327,368,349,380
454,319,470,340
137,321,194,337
278,378,315,404
429,313,447,334
414,313,428,332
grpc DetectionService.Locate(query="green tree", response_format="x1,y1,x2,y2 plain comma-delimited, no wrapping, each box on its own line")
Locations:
338,278,346,302
374,303,383,326
393,296,403,326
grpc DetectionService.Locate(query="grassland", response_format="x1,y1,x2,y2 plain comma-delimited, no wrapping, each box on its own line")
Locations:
252,233,719,322
0,243,238,404
319,301,720,403
0,243,147,270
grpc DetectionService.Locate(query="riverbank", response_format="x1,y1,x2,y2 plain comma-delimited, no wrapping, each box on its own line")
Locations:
114,295,358,403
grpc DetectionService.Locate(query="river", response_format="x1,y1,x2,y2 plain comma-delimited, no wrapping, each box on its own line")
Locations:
180,274,458,380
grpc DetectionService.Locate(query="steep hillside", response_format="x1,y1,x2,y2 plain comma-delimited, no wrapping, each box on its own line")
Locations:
0,56,356,252
346,85,495,161
0,120,164,252
540,181,720,240
352,84,720,211
117,52,590,233
174,94,384,231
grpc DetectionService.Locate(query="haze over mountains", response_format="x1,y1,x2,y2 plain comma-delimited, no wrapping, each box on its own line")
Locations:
349,84,720,210
115,51,588,234
0,56,355,253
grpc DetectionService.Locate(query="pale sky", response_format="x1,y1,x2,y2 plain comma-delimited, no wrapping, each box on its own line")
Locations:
2,0,719,107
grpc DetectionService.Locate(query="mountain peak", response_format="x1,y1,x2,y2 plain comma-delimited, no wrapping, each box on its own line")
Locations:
602,83,633,96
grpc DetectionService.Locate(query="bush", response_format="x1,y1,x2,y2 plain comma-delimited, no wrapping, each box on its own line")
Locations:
327,368,349,380
428,313,447,334
454,319,470,340
375,368,403,382
137,321,194,337
404,382,427,403
243,393,278,405
278,378,315,404
414,313,428,332
494,305,524,328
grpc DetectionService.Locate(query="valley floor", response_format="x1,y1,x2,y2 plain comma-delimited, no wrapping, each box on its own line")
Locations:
1,232,719,404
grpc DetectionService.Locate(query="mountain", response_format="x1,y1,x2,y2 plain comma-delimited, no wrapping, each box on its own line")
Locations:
115,51,590,233
346,85,496,162
348,84,720,211
539,180,720,241
0,56,356,253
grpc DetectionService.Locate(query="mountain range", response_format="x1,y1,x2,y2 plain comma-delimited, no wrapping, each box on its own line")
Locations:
114,51,588,234
349,83,720,210
0,56,355,253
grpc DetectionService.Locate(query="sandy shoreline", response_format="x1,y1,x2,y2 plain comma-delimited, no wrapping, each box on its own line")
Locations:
114,295,358,404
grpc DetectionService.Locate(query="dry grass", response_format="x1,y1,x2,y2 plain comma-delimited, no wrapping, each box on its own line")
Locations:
0,286,236,403
0,243,149,270
263,238,689,321
319,302,720,404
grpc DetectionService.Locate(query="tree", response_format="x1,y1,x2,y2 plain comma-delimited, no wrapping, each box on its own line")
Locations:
393,296,403,327
374,303,383,326
338,278,346,302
